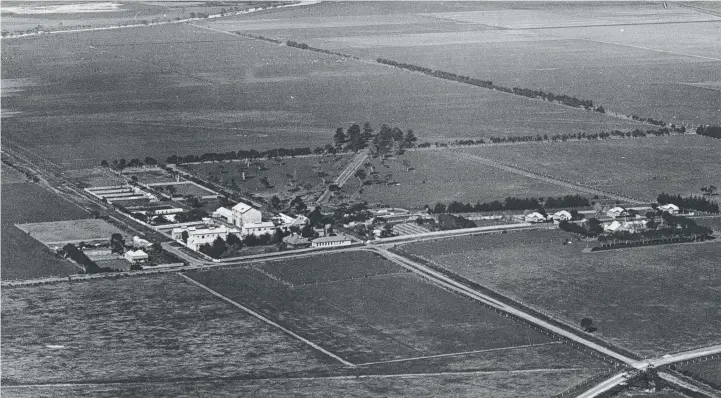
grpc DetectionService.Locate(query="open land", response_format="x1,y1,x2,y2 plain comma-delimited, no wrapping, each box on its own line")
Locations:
64,167,126,188
338,150,590,209
182,153,353,201
677,357,721,387
121,168,177,185
2,21,642,170
1,167,90,280
459,135,721,202
400,229,721,357
0,273,332,385
16,219,126,246
212,1,721,125
187,251,558,364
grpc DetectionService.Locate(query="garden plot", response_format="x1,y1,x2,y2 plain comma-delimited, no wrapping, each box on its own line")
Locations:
16,218,126,246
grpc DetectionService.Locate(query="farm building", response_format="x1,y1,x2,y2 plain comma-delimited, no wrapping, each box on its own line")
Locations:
551,210,572,223
273,213,309,229
311,235,352,248
172,225,234,251
524,212,547,223
604,220,647,233
282,234,311,249
231,202,262,226
606,207,628,218
124,249,148,264
212,207,234,223
132,236,152,248
240,221,276,237
152,207,184,216
659,203,679,214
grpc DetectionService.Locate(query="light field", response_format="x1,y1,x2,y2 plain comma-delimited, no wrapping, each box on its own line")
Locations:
0,274,331,385
16,219,126,245
459,135,721,201
3,22,643,170
341,150,589,209
187,251,553,364
400,230,721,357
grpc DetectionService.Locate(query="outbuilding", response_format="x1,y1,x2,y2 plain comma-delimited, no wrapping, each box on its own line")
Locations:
124,249,149,263
524,212,547,223
658,203,679,214
311,235,352,248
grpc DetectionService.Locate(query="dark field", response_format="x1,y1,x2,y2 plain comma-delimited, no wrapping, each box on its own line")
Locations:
1,175,90,280
401,230,721,357
3,20,642,170
217,1,721,125
0,368,601,398
188,251,553,364
1,274,331,385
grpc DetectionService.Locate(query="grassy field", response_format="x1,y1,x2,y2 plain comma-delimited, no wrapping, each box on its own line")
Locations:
182,153,353,202
122,168,177,185
1,177,90,280
338,150,589,209
219,1,721,125
677,357,721,387
163,182,217,197
0,368,602,397
187,250,553,364
3,21,644,170
16,219,126,246
1,274,332,385
64,167,126,188
400,229,721,357
459,136,721,201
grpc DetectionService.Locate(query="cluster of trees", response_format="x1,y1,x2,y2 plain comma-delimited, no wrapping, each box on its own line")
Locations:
166,147,320,164
696,125,721,139
101,157,158,169
560,213,713,243
377,58,493,88
428,195,590,214
286,40,355,59
510,87,594,110
658,193,719,213
62,243,110,274
333,122,417,153
629,114,666,126
237,32,282,44
435,214,477,230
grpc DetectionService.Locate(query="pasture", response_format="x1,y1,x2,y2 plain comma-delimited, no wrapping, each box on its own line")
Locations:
400,229,721,357
459,135,721,202
0,274,331,385
187,250,554,364
339,150,589,209
1,181,90,280
16,219,126,246
4,21,644,170
217,1,721,125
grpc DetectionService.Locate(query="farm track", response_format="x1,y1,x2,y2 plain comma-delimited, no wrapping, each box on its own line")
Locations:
440,150,647,204
316,149,368,204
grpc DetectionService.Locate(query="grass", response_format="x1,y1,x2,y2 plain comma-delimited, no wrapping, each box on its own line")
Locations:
677,357,721,387
64,167,126,188
16,219,126,246
459,135,721,201
1,274,332,385
1,182,91,280
338,150,589,209
166,182,217,197
400,229,721,357
181,153,353,202
122,169,177,185
3,21,647,170
187,250,553,364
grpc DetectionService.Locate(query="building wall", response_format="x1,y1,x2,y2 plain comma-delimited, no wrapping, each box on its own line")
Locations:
187,231,229,251
233,208,262,227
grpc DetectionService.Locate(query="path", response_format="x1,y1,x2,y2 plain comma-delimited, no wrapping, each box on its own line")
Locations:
316,149,369,204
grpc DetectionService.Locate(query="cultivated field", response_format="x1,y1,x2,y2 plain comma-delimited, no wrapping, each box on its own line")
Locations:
161,181,217,197
64,167,126,188
459,135,721,202
217,1,721,125
187,251,554,364
182,154,353,201
677,357,721,387
122,168,177,185
16,219,126,246
400,229,721,357
339,150,590,209
0,274,332,385
3,21,643,170
1,179,90,280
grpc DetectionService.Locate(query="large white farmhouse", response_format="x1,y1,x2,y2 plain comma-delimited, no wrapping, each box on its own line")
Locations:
606,207,628,218
524,212,547,223
172,225,233,251
658,203,679,214
241,221,276,237
231,202,262,227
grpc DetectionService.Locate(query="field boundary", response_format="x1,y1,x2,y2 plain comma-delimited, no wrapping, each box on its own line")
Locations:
177,272,356,367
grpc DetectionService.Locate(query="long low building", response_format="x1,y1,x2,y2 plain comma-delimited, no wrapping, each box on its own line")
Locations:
172,225,236,251
311,235,352,248
241,221,276,237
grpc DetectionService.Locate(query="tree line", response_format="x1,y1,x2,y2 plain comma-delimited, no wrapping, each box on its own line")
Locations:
696,125,721,139
427,195,590,214
657,193,719,213
285,40,357,59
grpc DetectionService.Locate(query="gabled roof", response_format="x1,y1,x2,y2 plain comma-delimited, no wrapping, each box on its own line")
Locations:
608,206,626,213
213,207,233,217
232,202,256,214
553,210,572,218
659,203,679,211
605,220,622,231
525,212,546,218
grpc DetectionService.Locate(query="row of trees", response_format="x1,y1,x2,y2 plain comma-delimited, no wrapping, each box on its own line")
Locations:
101,157,158,169
166,147,321,165
377,58,493,88
696,125,721,139
427,195,590,214
285,40,355,59
333,122,418,153
657,193,719,213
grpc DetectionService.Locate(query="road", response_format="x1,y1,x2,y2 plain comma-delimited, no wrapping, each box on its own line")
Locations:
576,372,630,398
316,149,369,204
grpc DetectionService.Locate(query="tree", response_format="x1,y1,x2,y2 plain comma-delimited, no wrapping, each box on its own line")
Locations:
580,317,595,332
270,195,281,209
165,185,177,196
588,218,603,235
144,157,157,166
301,224,315,238
333,127,346,147
151,242,163,253
211,236,227,257
354,168,367,182
110,233,125,254
361,122,374,145
227,233,242,246
570,210,584,221
130,175,139,184
181,230,189,243
403,129,417,147
381,223,394,238
433,203,447,214
347,123,362,150
100,160,109,167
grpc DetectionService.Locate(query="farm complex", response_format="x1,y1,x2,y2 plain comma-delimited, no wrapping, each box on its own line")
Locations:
2,1,720,397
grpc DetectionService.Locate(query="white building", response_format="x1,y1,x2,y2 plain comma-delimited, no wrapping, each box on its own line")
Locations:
153,207,184,216
212,207,234,223
132,236,152,248
311,235,352,248
604,220,647,234
172,225,232,251
273,213,309,230
551,210,572,222
241,221,276,237
124,249,149,263
231,202,262,227
659,203,679,214
606,207,628,218
524,212,547,223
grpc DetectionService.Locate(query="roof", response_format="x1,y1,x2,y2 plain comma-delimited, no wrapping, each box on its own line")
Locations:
232,202,256,214
187,225,229,235
609,207,626,213
553,210,572,218
659,203,679,210
242,221,275,229
126,249,148,258
312,235,351,243
213,207,233,217
525,212,546,218
605,220,622,231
